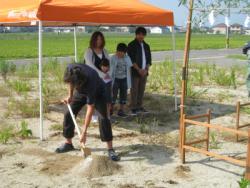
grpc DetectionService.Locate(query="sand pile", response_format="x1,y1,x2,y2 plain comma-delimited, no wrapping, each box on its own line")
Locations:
75,155,121,178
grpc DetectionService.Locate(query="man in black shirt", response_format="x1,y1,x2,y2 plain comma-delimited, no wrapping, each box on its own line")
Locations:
128,27,152,115
55,63,120,161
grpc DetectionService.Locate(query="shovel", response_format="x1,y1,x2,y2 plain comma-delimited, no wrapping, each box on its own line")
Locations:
67,104,91,158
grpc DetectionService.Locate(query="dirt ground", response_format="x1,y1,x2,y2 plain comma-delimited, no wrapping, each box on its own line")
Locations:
1,81,250,188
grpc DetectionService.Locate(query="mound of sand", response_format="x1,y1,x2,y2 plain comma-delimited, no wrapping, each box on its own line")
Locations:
75,155,121,178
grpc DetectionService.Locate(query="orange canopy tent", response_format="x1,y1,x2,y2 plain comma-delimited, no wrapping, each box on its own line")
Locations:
0,0,176,140
0,0,174,26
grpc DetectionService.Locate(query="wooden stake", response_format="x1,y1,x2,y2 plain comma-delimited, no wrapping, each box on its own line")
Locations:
179,0,194,153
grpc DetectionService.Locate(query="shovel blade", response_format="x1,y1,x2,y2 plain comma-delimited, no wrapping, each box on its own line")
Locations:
81,146,91,158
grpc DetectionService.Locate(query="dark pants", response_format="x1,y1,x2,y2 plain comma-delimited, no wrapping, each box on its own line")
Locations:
112,78,128,105
105,82,112,104
130,75,147,110
63,92,113,142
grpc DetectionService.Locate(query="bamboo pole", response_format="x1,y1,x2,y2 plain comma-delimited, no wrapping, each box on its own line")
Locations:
186,138,207,146
184,145,246,167
185,119,248,137
240,102,250,107
239,124,250,129
179,0,194,152
245,129,250,180
236,101,240,142
181,114,186,164
186,113,210,120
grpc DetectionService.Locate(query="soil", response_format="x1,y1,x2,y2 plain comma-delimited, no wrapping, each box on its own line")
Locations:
1,78,250,187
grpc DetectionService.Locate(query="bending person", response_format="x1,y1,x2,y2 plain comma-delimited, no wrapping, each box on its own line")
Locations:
55,63,120,161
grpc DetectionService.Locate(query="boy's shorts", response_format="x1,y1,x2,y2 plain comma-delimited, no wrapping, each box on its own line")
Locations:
105,81,112,104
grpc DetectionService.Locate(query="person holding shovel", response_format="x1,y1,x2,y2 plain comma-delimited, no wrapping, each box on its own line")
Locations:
55,63,120,161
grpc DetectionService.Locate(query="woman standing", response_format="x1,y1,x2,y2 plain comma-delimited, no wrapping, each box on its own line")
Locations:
84,31,112,116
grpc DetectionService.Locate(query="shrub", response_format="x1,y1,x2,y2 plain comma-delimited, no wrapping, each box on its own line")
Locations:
238,178,250,188
0,126,14,144
17,121,32,138
0,60,16,81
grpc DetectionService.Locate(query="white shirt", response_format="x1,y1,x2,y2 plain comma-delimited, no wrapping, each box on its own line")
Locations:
97,53,103,59
141,42,146,70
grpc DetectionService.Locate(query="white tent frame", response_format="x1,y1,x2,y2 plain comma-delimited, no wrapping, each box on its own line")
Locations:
38,23,177,140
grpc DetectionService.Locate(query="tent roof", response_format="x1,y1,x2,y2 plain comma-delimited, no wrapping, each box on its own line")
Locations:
0,0,174,27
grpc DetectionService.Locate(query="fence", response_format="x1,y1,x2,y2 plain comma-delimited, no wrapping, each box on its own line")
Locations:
180,109,250,180
236,101,250,142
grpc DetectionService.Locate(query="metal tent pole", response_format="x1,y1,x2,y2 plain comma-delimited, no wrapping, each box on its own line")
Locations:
74,26,78,62
171,26,178,111
38,21,44,141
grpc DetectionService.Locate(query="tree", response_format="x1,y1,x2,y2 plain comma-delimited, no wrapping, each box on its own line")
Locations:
178,0,246,48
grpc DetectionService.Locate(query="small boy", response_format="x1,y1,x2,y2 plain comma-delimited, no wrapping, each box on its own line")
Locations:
99,58,112,115
110,43,133,117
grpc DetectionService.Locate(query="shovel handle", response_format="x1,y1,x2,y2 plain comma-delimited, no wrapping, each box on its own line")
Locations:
67,104,82,139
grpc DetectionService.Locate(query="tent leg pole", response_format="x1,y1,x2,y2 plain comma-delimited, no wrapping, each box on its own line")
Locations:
171,26,177,112
74,26,78,62
39,21,44,141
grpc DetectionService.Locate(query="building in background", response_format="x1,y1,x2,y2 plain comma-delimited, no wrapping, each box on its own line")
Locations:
212,23,227,34
230,23,243,34
245,28,250,35
149,27,163,34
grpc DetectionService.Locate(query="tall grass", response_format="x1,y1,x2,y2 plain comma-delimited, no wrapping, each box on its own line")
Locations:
0,60,16,81
148,61,242,101
7,80,31,94
6,97,49,118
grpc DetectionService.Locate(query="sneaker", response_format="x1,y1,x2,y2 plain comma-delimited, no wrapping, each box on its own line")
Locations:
117,110,128,117
55,143,74,153
108,149,120,161
138,107,149,114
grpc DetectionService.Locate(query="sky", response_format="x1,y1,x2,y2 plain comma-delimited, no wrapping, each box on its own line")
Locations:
144,0,246,27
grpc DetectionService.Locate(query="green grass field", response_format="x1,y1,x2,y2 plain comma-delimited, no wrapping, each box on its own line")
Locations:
0,32,248,59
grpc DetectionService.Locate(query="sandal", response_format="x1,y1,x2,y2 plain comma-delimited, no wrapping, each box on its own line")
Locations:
55,143,75,153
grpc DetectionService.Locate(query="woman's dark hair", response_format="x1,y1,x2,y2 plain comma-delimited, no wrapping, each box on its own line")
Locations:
64,66,87,89
135,27,147,36
117,43,128,53
89,31,105,49
100,58,110,67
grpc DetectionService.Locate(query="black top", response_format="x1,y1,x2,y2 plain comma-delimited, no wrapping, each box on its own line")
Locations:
127,39,152,77
93,50,106,70
67,63,105,105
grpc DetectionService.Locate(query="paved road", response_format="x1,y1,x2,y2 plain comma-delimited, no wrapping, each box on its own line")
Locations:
7,48,247,67
152,48,246,67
